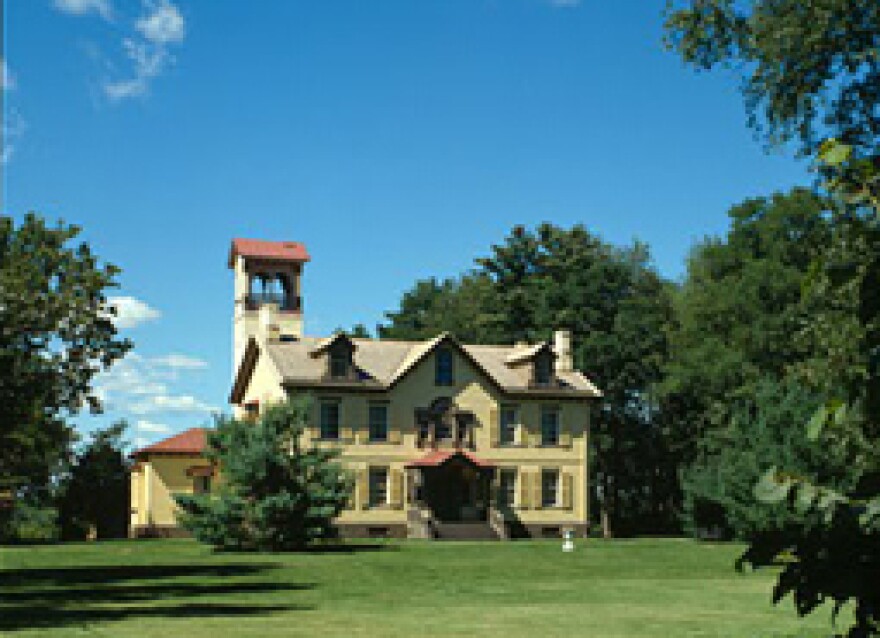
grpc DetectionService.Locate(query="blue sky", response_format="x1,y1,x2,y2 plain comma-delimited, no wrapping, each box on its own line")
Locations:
2,0,810,448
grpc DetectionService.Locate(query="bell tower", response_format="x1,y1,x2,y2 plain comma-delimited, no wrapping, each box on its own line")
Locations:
229,238,310,374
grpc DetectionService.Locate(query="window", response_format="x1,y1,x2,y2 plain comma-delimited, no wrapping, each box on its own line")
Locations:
498,469,517,507
330,349,350,379
368,403,388,442
418,420,430,446
435,418,452,441
435,348,454,386
534,354,553,385
368,467,388,507
320,401,340,440
500,405,518,445
541,406,560,446
244,402,259,420
194,476,211,495
542,469,559,508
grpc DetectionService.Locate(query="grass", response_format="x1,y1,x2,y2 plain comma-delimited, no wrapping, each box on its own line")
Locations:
0,537,842,637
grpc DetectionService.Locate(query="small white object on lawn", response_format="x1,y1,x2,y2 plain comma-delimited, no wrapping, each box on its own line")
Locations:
562,528,575,552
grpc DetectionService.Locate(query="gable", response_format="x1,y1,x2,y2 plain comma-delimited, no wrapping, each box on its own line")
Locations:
229,337,286,405
386,334,504,395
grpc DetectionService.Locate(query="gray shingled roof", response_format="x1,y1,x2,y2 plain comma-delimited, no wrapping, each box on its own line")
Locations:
263,334,601,397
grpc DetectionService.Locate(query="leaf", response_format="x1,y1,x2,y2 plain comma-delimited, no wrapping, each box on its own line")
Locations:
806,405,827,441
858,497,880,531
793,481,818,514
754,467,791,504
831,402,847,427
817,139,852,167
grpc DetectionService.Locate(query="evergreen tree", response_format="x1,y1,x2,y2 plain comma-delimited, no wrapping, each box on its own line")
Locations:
58,422,130,540
680,379,854,540
177,397,353,551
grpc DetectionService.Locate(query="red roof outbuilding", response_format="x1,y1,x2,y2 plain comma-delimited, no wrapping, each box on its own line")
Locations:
228,238,311,267
131,427,208,459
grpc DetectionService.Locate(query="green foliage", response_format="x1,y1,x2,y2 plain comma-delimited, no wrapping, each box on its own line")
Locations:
177,397,353,551
341,323,372,339
382,224,675,535
681,379,854,539
661,188,833,471
58,422,131,541
379,274,503,343
0,214,131,497
2,498,59,544
739,148,880,637
741,468,880,636
667,0,880,628
664,0,880,157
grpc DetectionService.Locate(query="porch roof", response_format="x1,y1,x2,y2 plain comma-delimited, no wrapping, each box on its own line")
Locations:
404,449,495,470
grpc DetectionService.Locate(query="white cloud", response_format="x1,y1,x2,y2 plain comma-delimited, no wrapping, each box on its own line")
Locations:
95,350,216,420
93,353,168,403
130,394,218,415
53,0,113,20
136,419,171,434
107,295,161,329
136,0,185,45
103,38,168,100
1,58,15,91
53,0,185,103
1,108,26,165
151,354,209,370
102,1,185,102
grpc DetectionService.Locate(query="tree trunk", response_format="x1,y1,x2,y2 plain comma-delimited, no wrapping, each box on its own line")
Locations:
600,504,612,539
600,474,614,539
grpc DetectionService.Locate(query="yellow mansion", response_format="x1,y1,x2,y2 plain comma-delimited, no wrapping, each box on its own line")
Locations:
130,238,601,540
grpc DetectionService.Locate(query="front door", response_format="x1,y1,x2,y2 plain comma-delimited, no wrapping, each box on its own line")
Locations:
422,459,488,522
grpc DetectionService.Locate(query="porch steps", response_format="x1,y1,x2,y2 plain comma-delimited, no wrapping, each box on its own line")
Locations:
433,522,499,541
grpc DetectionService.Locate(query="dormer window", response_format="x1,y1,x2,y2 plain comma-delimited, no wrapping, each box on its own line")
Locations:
504,341,557,388
310,333,357,381
534,352,553,386
330,347,351,379
435,348,454,386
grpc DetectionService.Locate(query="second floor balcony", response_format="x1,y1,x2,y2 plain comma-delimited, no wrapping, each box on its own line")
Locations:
245,292,302,312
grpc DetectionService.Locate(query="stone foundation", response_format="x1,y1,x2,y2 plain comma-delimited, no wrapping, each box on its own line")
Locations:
129,522,587,540
518,523,588,539
130,525,192,539
334,523,409,539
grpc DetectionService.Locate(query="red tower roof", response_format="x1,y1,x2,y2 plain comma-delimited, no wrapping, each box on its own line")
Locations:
228,238,311,267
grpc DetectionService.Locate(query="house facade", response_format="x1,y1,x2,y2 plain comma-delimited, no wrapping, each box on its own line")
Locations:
130,238,601,539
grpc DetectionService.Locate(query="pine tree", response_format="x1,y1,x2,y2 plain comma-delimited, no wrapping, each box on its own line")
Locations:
177,396,353,551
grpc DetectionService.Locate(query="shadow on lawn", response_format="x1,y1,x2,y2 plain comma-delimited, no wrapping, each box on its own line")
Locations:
0,563,313,631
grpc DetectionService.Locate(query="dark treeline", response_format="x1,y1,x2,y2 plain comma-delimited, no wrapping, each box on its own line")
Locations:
373,188,854,539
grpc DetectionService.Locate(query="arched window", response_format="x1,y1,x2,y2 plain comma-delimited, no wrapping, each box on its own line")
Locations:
435,348,454,386
275,273,291,309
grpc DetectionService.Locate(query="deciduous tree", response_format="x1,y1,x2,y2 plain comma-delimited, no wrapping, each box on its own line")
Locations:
0,213,130,539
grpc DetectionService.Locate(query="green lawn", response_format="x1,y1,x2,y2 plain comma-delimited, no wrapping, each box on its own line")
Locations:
0,537,842,637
